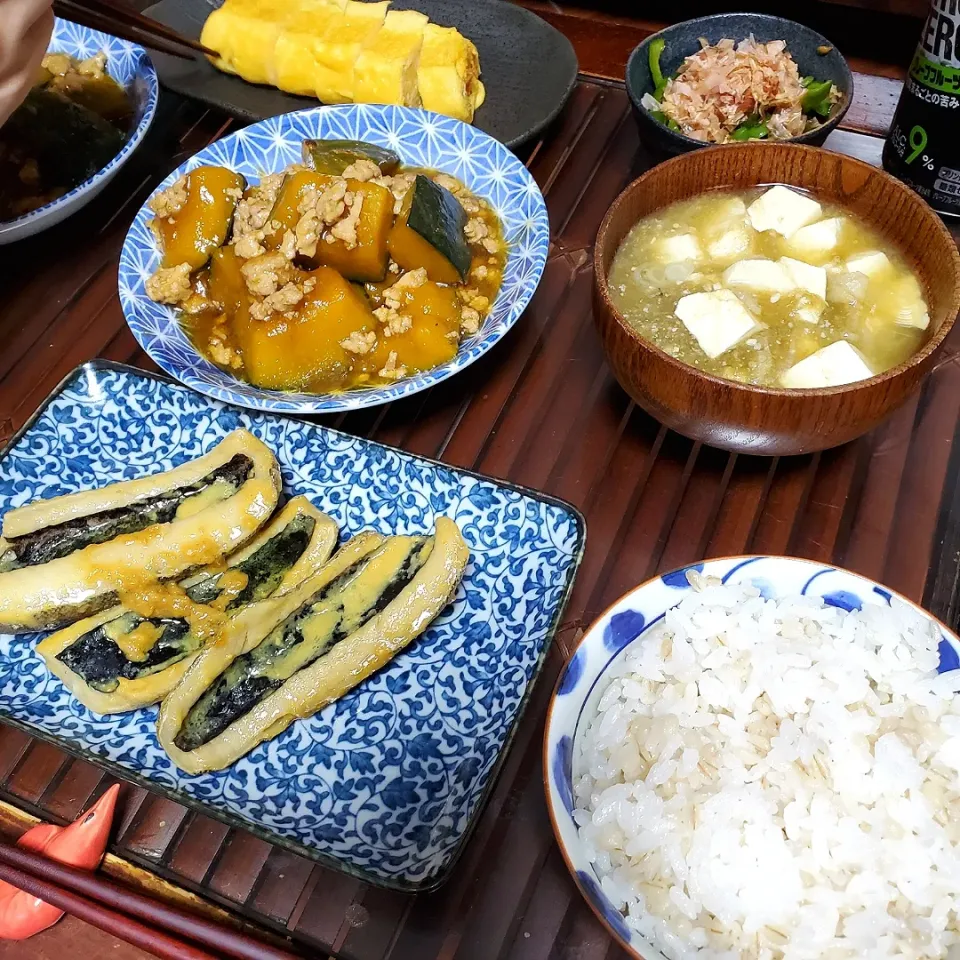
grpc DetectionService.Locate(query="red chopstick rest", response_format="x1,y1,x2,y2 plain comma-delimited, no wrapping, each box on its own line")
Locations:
0,783,120,939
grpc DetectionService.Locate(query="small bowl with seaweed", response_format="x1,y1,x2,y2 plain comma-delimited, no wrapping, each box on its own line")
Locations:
0,18,158,244
626,13,852,157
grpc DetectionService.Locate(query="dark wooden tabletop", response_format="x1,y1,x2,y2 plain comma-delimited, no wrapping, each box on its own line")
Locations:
2,4,959,959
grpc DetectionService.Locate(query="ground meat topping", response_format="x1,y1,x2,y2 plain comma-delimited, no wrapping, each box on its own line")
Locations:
249,282,303,321
240,252,290,298
374,172,416,214
378,351,407,381
233,173,284,240
328,191,363,248
233,232,265,260
149,176,188,218
208,330,243,369
340,330,377,355
460,306,481,335
341,158,381,182
464,218,490,244
385,268,427,299
145,263,192,305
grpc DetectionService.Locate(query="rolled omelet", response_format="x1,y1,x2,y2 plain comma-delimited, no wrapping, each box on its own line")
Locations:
417,24,485,123
272,0,347,96
0,430,281,633
201,0,294,85
352,9,428,108
37,497,338,715
311,0,389,104
158,517,468,774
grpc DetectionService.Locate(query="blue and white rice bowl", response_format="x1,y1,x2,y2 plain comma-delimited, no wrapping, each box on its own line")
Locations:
543,556,960,960
119,103,550,414
0,18,158,244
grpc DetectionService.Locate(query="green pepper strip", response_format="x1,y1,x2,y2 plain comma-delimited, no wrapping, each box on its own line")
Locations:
802,79,834,117
649,37,667,100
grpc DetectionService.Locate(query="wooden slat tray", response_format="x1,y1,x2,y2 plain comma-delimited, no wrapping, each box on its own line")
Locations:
1,74,959,959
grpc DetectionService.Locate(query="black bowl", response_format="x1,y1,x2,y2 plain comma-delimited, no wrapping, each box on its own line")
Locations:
626,13,853,157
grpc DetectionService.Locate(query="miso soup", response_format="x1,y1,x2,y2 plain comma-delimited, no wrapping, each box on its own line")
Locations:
607,185,930,389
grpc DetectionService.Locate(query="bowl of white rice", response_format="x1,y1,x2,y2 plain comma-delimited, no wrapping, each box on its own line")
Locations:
544,556,960,960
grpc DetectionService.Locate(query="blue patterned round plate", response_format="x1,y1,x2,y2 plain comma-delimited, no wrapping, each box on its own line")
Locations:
0,18,158,245
543,556,960,960
119,104,550,414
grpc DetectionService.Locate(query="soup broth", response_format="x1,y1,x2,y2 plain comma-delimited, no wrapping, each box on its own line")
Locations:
607,186,930,389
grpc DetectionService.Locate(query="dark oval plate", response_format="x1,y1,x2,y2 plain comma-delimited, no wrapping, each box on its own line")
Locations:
142,0,579,148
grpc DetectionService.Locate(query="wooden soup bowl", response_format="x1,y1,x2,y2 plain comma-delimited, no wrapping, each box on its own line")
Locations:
593,144,960,455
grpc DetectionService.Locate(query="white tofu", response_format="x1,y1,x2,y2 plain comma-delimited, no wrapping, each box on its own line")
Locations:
779,257,827,300
794,302,825,325
746,186,822,238
704,196,748,231
786,218,844,260
780,341,874,389
845,251,892,278
722,258,795,293
892,275,930,329
707,228,754,262
655,234,701,264
675,289,759,359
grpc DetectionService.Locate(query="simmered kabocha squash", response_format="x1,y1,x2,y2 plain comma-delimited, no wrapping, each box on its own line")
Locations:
314,179,393,282
302,139,400,177
146,140,508,395
205,246,249,318
388,174,471,283
365,281,460,375
36,497,338,714
263,169,334,248
155,166,246,270
233,266,377,390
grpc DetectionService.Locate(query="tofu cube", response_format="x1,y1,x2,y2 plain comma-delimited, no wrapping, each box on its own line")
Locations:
675,289,759,359
707,228,754,262
845,251,892,278
655,234,701,264
704,196,748,231
892,275,930,329
746,186,822,238
786,218,844,260
722,258,795,294
779,257,827,300
780,341,874,389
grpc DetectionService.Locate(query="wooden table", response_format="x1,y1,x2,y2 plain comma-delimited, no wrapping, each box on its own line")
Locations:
2,5,959,959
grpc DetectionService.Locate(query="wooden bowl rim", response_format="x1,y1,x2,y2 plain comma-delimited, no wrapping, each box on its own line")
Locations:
623,13,854,149
593,142,960,400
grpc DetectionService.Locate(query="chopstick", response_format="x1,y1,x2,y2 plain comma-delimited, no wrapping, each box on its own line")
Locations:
52,0,218,60
0,841,303,960
0,859,216,960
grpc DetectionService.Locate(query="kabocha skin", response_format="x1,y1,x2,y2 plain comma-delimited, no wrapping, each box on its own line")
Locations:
158,517,468,774
0,430,281,633
37,497,338,714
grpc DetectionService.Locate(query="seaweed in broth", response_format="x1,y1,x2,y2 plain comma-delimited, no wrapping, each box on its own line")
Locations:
607,187,930,388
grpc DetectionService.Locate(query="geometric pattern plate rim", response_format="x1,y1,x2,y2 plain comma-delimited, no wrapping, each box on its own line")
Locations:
119,104,550,414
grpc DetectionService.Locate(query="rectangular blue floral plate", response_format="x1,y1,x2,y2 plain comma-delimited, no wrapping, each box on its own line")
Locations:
0,361,585,891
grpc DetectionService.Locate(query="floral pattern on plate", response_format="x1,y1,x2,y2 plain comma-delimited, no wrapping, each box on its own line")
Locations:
0,362,584,890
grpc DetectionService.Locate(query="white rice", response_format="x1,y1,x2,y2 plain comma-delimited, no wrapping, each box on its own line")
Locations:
574,572,960,960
